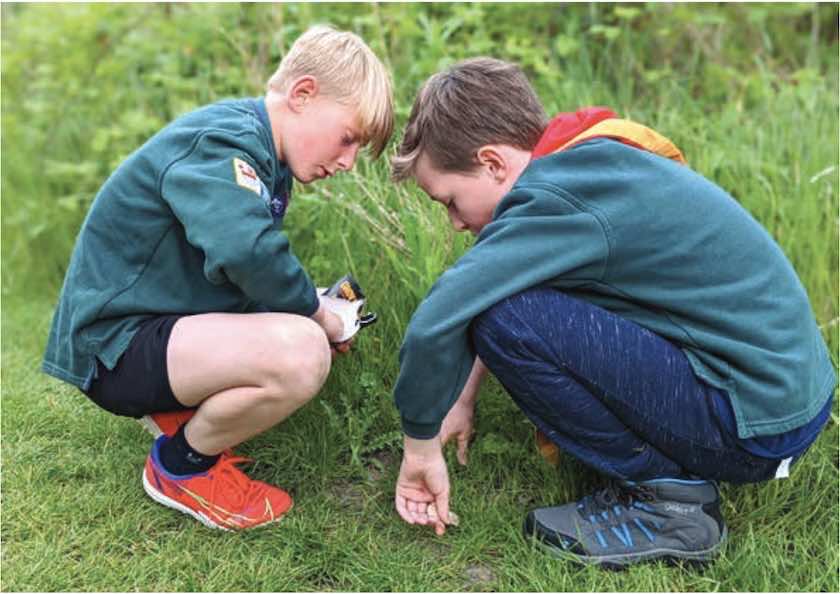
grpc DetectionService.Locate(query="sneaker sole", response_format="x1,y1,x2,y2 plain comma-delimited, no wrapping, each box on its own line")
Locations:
531,526,727,570
137,416,164,438
141,469,291,531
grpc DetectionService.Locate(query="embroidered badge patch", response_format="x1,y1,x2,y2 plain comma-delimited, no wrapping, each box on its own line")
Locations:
269,193,287,219
232,157,263,196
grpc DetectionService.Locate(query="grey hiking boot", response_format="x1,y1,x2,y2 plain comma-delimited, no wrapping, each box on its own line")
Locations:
523,478,726,569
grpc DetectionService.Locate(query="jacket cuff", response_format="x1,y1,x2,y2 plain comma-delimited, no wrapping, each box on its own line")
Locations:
300,287,320,317
400,417,441,440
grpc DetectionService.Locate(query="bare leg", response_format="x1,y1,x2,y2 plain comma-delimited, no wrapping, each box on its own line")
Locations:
165,312,331,455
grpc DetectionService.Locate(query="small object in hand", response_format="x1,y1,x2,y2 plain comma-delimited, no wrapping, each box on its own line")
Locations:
324,274,363,301
426,502,460,527
323,274,378,328
318,274,378,343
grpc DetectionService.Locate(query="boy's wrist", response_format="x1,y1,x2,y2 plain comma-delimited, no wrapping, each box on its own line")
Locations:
404,435,443,461
458,358,487,407
456,391,478,408
311,303,327,325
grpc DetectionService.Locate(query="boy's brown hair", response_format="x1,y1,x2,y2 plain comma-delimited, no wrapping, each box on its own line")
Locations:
392,58,547,181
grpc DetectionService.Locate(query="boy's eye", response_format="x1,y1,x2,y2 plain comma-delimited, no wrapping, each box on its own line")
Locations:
342,135,356,146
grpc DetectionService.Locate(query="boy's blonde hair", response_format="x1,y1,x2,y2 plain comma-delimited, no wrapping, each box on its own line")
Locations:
392,58,547,181
268,25,394,157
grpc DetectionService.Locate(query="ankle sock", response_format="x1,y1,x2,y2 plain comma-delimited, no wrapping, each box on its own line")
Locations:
159,425,220,476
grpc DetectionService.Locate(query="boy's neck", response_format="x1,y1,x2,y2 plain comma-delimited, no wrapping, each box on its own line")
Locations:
481,145,533,215
263,93,286,162
502,146,533,191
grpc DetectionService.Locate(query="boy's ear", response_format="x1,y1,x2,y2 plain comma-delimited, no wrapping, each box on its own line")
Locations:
476,146,508,182
287,76,319,113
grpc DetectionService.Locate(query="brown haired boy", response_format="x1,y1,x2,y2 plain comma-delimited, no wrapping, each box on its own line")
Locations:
390,58,834,567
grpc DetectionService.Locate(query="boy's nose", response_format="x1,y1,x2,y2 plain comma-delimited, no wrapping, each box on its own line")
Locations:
336,145,359,171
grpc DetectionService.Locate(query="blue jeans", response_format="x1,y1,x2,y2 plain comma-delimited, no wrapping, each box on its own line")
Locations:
471,288,780,484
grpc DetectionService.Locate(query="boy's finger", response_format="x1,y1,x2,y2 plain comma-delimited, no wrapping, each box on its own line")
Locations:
331,341,352,354
434,520,446,536
395,496,414,525
456,437,468,466
435,493,451,526
336,341,352,353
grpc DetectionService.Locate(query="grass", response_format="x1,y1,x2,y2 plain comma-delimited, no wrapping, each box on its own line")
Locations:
2,3,839,592
2,296,838,591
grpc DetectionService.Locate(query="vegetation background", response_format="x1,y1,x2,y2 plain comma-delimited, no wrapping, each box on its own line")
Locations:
2,2,837,591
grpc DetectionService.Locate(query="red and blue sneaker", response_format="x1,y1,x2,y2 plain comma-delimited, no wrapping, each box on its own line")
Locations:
142,436,293,530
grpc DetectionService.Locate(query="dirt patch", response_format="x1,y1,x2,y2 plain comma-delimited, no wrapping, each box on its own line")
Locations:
331,479,368,510
463,564,496,588
365,449,400,482
517,492,539,507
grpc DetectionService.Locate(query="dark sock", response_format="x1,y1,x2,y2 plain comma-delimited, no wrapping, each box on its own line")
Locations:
159,425,220,476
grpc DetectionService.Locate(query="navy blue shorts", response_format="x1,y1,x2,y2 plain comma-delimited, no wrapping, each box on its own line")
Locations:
84,315,188,418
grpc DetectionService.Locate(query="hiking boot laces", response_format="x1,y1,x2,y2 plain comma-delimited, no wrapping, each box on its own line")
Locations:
578,482,656,519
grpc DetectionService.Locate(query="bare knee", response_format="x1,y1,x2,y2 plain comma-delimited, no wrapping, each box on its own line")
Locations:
260,316,331,405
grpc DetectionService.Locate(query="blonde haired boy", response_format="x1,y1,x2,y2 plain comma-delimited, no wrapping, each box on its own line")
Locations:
43,25,393,530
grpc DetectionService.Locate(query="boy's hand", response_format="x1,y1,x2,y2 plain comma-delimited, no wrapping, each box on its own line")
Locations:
439,357,486,465
439,399,474,466
311,303,345,344
316,294,365,342
395,435,452,536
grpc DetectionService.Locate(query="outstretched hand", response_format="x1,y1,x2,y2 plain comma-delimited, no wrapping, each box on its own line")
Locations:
395,435,452,536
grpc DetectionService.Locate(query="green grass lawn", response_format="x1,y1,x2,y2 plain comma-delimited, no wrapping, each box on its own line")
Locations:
2,294,837,591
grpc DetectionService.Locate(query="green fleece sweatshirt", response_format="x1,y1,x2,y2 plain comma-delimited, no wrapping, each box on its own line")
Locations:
395,138,835,440
43,98,318,390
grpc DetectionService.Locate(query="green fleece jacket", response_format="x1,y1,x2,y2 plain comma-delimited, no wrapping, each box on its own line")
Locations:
395,138,835,440
43,98,318,390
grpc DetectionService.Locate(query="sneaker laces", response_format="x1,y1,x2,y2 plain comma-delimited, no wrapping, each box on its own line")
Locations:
206,455,268,515
578,482,656,520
